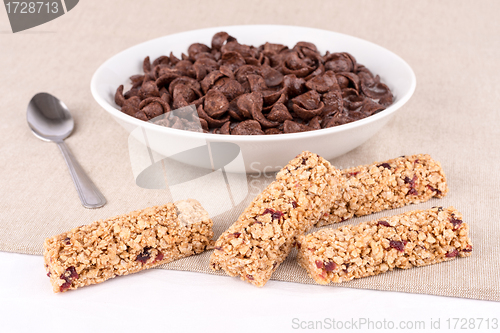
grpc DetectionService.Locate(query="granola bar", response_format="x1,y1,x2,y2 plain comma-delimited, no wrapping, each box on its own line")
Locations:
318,154,448,226
209,151,344,287
44,199,213,293
297,206,472,285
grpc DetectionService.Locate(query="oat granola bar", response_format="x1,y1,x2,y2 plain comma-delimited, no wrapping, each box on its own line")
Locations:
210,151,344,287
297,206,472,285
318,154,448,226
44,199,213,293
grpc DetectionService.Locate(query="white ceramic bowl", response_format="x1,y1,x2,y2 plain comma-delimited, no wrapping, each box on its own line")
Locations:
91,25,415,173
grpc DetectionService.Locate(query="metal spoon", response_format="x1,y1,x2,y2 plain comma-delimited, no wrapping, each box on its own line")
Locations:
27,92,106,208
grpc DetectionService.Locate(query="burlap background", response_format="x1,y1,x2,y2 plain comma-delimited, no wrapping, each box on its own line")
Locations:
1,0,499,301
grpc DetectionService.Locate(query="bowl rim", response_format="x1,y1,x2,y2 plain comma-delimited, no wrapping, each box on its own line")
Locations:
90,24,416,143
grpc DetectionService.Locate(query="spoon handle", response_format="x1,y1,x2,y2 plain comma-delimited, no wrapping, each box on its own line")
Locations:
56,141,107,208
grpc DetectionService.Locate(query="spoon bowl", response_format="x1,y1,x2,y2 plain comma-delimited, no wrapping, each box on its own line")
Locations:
27,92,106,209
27,93,74,142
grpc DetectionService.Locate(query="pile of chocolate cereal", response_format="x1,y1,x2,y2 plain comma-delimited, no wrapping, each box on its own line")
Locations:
115,32,394,135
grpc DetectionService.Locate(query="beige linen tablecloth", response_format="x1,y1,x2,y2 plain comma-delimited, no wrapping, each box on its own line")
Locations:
1,0,499,301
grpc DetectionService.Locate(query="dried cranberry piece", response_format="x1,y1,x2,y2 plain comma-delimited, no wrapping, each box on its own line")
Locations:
136,247,151,264
291,201,298,208
64,237,71,245
324,261,337,272
67,266,79,280
408,188,418,195
232,232,241,238
377,163,391,169
261,209,284,221
59,266,78,292
272,211,284,221
404,174,417,185
60,266,78,281
154,252,164,263
214,246,223,251
450,217,463,229
315,260,323,269
47,272,51,277
262,208,275,215
246,274,254,281
427,185,442,195
378,221,391,227
446,249,459,258
389,240,406,252
347,171,359,177
462,245,473,253
60,281,71,292
404,175,418,195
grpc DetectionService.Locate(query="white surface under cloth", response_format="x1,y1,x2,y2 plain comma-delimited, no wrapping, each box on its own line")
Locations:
1,251,500,333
